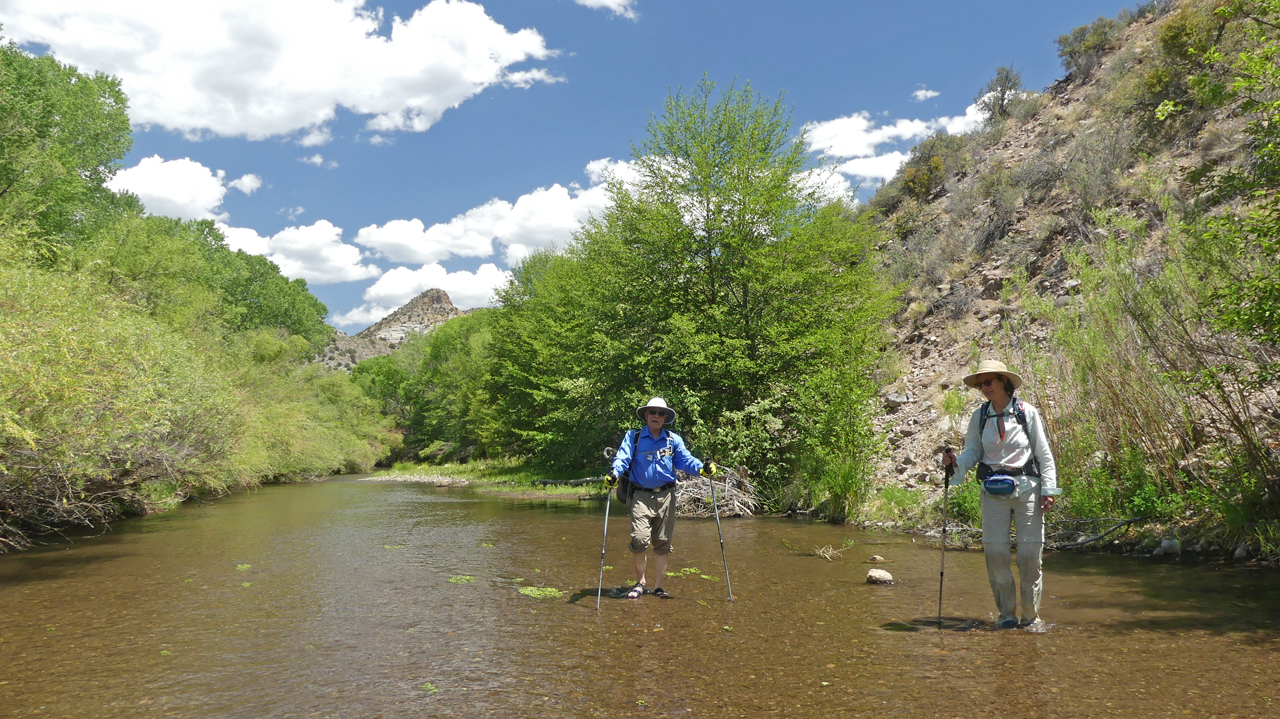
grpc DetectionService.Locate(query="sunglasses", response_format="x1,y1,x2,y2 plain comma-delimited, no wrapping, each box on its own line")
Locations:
646,409,666,416
978,376,1003,388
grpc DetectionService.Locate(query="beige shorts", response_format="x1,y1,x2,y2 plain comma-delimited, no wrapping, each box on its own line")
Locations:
629,485,675,555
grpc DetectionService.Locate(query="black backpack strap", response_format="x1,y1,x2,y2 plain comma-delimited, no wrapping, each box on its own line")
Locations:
1016,399,1042,477
978,400,992,434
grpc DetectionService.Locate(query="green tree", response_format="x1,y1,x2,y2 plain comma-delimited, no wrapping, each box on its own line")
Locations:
975,65,1024,122
483,78,896,512
0,40,134,256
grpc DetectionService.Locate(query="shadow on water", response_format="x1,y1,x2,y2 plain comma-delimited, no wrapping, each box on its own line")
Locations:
1045,550,1280,641
882,617,992,632
566,586,634,604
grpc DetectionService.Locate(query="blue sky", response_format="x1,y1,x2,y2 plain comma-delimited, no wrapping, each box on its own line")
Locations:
7,0,1136,332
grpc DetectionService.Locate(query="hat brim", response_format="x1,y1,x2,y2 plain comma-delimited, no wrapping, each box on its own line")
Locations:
963,370,1023,390
636,406,676,424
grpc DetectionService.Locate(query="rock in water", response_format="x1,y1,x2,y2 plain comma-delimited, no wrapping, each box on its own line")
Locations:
868,555,887,563
1160,539,1181,555
867,569,894,584
1234,543,1251,560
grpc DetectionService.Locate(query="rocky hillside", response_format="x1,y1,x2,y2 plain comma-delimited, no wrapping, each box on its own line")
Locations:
318,289,467,370
866,0,1280,557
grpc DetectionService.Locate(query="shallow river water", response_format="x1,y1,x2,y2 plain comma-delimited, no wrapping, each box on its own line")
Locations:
1,479,1278,718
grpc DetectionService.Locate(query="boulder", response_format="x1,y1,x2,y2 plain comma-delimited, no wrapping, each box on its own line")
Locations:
1160,539,1181,556
884,392,911,408
1234,542,1251,560
866,569,894,584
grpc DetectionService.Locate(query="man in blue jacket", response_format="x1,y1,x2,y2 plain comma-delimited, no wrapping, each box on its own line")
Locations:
608,397,709,599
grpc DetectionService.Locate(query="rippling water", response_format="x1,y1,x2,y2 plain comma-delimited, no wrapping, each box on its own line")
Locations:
1,479,1277,718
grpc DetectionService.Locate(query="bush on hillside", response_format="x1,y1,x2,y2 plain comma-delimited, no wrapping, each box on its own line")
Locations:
1057,16,1123,80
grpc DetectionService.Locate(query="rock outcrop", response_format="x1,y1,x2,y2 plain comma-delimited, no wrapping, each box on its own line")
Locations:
317,289,466,370
355,289,463,344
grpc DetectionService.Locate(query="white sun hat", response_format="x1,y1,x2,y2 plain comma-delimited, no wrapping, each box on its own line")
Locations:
636,396,676,424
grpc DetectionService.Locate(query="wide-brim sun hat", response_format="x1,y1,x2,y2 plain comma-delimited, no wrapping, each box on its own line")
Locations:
963,359,1023,390
636,396,676,424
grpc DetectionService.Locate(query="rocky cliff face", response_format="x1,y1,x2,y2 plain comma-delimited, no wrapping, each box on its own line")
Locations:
318,289,465,370
868,4,1255,493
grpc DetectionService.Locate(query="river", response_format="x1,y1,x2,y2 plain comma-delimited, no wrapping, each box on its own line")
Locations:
1,479,1277,718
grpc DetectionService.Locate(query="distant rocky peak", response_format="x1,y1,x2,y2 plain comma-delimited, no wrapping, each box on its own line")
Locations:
354,288,462,344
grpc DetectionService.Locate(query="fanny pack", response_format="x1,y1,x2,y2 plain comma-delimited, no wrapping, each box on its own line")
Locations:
982,474,1017,496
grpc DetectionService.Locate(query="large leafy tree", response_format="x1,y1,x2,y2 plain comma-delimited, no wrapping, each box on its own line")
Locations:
484,79,895,509
0,40,134,254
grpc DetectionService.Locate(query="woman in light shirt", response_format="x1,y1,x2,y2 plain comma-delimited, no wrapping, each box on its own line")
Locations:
943,359,1060,628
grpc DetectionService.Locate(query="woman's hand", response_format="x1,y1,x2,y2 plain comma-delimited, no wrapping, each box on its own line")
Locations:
1040,496,1055,512
942,449,956,467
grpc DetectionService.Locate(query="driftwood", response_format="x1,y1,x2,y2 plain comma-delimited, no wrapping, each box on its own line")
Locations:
1047,516,1148,550
675,466,757,518
535,477,605,486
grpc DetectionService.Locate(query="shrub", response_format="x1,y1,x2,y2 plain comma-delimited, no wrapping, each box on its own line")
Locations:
975,66,1024,123
0,265,241,550
1057,16,1122,80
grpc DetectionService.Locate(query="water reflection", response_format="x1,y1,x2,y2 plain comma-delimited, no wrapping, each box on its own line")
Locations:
0,479,1277,718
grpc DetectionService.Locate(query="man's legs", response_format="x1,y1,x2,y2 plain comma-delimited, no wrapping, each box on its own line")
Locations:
631,549,668,591
633,548,649,587
981,493,1018,625
629,490,658,594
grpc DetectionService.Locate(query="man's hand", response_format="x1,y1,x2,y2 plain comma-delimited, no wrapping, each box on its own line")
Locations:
699,462,718,477
605,471,619,488
1041,496,1055,512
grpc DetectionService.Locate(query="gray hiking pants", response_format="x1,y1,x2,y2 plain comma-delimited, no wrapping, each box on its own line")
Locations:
981,489,1045,624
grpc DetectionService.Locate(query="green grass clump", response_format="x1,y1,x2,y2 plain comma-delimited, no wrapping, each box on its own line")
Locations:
447,575,476,584
517,587,563,600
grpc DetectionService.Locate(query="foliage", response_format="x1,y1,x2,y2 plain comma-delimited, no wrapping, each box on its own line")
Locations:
1057,16,1123,79
401,310,494,461
381,79,896,517
0,42,135,255
0,45,389,550
0,265,239,550
975,66,1024,123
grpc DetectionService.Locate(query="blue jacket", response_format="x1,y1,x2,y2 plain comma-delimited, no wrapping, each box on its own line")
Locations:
611,427,703,489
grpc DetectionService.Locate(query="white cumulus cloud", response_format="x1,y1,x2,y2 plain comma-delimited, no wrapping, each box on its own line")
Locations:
108,155,231,220
219,220,382,285
354,159,633,267
228,173,263,195
836,152,911,185
912,87,941,102
805,105,985,185
574,0,638,20
5,0,560,141
331,262,511,325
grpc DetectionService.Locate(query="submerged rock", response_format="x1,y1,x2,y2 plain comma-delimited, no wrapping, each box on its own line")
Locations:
867,569,894,584
868,555,887,563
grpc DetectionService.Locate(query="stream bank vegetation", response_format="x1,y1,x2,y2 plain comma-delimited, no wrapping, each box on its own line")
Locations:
0,42,394,551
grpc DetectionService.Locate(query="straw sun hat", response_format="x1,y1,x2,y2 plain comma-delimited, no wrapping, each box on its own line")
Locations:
962,359,1024,390
636,396,676,424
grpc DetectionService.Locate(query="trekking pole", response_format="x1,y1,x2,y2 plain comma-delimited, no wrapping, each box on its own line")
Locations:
707,465,734,602
598,448,617,611
938,448,953,629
